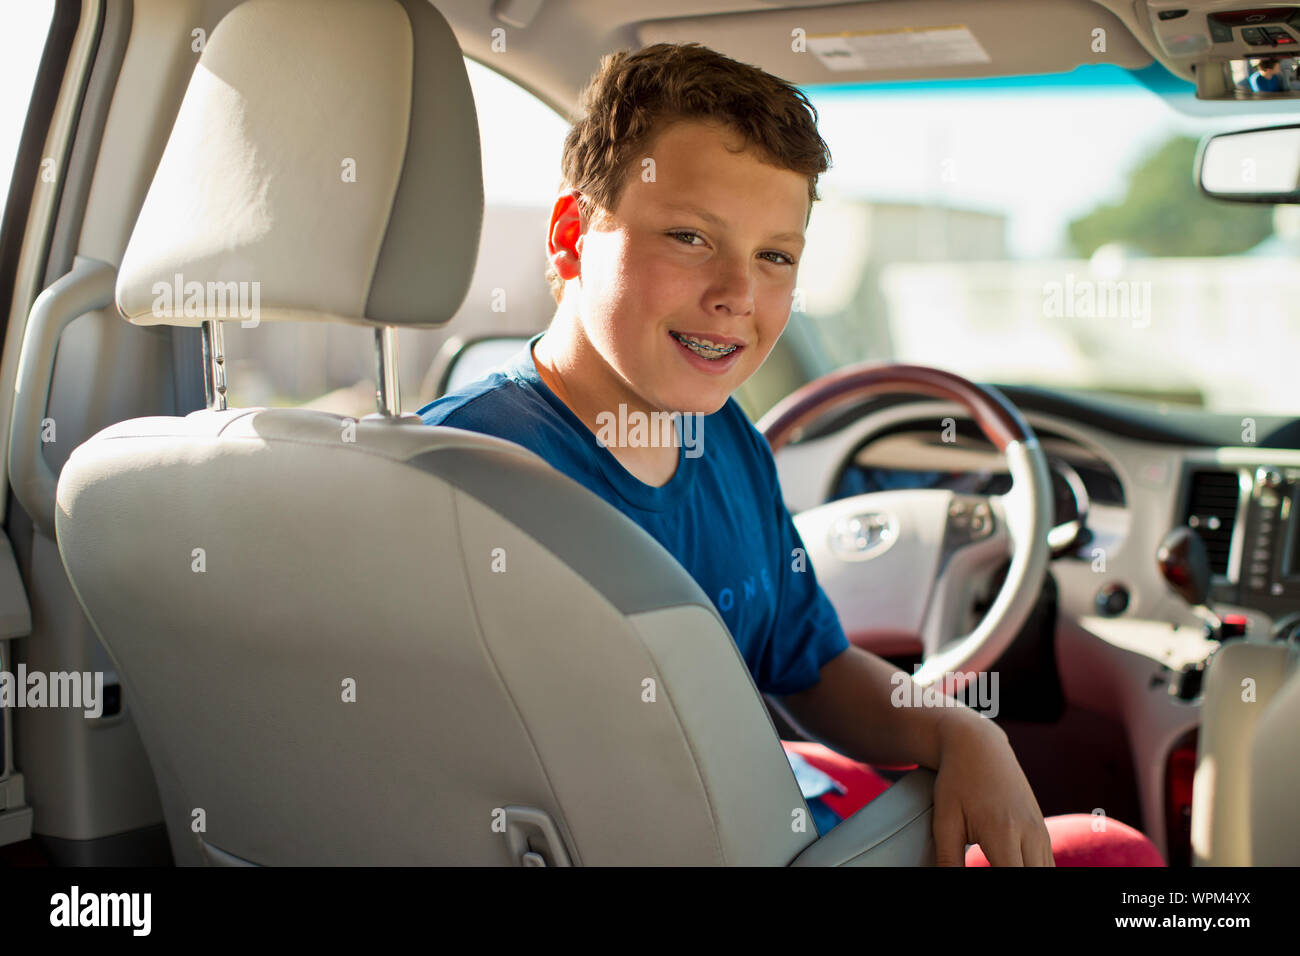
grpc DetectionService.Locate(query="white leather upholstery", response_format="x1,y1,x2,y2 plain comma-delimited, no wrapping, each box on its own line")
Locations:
56,410,817,864
1250,651,1300,865
1193,638,1297,865
116,0,482,328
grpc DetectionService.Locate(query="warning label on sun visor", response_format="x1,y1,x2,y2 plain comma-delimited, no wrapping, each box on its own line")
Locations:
807,25,991,71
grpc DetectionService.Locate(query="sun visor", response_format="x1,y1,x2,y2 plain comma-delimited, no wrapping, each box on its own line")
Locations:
639,0,1151,87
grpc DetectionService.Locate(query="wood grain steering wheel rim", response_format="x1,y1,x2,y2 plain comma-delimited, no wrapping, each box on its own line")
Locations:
760,362,1033,455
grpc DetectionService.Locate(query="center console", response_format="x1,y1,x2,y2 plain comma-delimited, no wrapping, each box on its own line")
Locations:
1182,461,1300,632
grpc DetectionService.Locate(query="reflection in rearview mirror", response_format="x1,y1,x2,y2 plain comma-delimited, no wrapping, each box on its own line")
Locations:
1230,55,1300,93
1198,55,1300,99
1197,125,1300,202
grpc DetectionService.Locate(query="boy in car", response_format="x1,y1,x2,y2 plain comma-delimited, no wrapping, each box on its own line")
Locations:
420,42,1162,867
1248,57,1287,93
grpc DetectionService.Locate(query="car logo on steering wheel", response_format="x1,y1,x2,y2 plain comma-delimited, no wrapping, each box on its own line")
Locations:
828,512,898,560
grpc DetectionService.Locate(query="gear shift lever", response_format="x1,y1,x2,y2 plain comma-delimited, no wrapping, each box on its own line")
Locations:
1156,526,1221,637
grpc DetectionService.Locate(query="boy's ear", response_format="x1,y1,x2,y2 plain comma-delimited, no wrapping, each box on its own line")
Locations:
547,189,584,281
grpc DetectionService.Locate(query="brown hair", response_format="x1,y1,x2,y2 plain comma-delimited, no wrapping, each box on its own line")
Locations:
545,42,833,303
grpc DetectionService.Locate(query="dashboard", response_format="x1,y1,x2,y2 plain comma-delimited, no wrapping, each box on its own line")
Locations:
826,418,1124,536
767,381,1300,866
771,383,1300,641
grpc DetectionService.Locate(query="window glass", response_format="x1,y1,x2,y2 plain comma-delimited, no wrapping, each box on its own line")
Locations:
793,64,1300,414
0,1,55,225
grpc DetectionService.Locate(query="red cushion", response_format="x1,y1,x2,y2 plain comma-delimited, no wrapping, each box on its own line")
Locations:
782,741,1166,866
781,740,893,819
965,813,1166,867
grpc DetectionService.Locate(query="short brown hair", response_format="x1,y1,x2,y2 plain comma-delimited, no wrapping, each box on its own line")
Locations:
545,42,833,303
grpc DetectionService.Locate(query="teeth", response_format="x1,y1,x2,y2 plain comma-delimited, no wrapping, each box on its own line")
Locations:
672,332,738,357
679,334,734,350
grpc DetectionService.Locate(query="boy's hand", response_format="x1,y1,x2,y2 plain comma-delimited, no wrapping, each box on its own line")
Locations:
932,713,1055,866
774,647,1055,866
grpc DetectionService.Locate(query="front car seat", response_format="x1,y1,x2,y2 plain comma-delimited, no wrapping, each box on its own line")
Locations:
1193,633,1300,865
53,0,938,866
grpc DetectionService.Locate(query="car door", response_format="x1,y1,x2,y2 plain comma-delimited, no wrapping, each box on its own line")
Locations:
0,0,204,865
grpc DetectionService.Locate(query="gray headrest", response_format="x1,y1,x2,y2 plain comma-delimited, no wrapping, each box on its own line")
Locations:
116,0,482,329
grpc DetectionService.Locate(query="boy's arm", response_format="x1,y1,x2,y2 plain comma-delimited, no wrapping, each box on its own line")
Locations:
775,646,1054,866
774,645,982,769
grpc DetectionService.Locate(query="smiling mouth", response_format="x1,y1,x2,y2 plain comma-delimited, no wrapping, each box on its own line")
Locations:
669,331,741,359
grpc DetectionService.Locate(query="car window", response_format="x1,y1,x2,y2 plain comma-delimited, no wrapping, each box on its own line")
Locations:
794,63,1300,415
0,1,55,225
221,57,567,415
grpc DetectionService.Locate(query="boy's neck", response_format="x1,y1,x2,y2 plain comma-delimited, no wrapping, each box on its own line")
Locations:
530,313,681,488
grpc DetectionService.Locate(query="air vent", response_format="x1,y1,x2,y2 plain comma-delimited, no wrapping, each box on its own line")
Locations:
1182,470,1241,576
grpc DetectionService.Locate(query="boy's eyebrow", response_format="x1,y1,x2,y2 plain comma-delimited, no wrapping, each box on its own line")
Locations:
658,201,805,245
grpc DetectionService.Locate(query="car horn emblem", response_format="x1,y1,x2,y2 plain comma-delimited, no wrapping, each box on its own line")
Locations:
828,512,898,560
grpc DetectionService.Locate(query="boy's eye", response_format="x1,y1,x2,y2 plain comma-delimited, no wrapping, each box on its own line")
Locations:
668,230,704,247
668,231,796,266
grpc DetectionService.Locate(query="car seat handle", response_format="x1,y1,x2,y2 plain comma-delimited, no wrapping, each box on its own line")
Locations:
9,256,116,538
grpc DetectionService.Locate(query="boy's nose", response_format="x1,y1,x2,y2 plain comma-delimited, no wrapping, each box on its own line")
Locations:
707,258,756,316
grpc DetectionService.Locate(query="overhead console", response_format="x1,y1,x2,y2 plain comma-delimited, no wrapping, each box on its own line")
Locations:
1143,1,1300,97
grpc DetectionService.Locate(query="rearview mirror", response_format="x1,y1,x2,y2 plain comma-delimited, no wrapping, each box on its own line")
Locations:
1196,124,1300,202
1197,55,1300,99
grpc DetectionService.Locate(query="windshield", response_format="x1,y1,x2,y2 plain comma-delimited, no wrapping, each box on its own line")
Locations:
795,64,1300,415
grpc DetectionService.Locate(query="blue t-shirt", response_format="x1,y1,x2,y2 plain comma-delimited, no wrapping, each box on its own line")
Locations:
416,332,849,696
1249,70,1285,92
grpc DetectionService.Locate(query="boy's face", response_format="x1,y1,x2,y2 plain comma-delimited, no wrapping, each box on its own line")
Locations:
551,117,810,416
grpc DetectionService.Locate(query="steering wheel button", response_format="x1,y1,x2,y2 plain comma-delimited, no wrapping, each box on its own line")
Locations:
828,512,899,559
1096,583,1129,616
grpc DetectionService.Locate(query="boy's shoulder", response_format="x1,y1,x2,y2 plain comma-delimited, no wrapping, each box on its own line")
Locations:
418,368,514,428
418,367,550,437
416,345,586,462
419,336,530,421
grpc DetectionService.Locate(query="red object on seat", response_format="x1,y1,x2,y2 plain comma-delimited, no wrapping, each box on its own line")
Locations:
781,740,894,818
782,740,1167,866
964,814,1166,867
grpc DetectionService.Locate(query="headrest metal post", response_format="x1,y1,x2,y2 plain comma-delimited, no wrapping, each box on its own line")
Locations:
201,320,228,411
374,325,401,417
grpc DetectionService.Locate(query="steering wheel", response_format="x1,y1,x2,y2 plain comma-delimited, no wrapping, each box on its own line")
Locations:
758,363,1053,691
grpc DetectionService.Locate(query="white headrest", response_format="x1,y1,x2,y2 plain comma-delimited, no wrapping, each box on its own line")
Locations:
116,0,483,328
